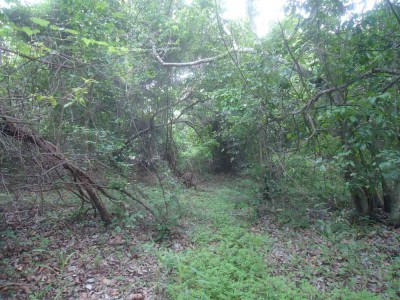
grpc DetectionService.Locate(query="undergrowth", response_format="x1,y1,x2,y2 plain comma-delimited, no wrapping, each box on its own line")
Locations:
156,178,385,299
1,177,397,299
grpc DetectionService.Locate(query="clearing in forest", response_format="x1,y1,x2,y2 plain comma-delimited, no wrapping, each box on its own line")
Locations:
1,177,398,299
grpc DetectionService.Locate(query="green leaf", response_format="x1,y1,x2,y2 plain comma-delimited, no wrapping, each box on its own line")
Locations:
349,115,358,123
50,25,61,31
16,42,32,55
0,27,11,37
94,40,109,46
21,26,39,36
64,28,79,35
48,96,57,108
64,100,76,108
30,17,50,27
76,97,86,105
81,37,93,46
108,46,117,53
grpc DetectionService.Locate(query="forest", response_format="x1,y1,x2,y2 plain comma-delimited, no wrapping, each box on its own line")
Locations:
0,0,399,299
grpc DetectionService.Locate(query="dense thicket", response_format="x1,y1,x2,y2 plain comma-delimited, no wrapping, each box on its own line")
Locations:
0,0,399,226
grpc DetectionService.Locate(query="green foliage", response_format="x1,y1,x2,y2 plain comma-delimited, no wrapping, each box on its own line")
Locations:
2,1,398,297
165,241,319,299
174,124,217,172
158,179,383,299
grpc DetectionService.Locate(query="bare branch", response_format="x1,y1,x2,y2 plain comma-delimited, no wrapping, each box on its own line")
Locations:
151,43,254,67
113,88,197,155
278,68,400,120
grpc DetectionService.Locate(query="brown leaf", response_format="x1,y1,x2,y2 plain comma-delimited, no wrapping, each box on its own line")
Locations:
128,293,144,300
79,292,89,300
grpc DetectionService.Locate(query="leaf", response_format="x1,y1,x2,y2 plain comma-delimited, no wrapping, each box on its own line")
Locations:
48,96,57,108
94,40,109,46
50,25,61,31
30,17,50,27
112,12,125,18
64,100,76,108
349,115,358,123
108,46,117,53
76,97,86,105
0,27,11,37
81,37,93,46
64,28,79,35
21,26,39,36
16,42,32,55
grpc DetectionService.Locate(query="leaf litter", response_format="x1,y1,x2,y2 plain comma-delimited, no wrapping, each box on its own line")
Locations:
0,201,169,299
1,180,399,299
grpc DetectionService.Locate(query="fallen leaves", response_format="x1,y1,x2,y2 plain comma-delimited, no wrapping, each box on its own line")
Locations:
0,210,164,299
255,211,399,295
128,293,144,300
0,282,30,295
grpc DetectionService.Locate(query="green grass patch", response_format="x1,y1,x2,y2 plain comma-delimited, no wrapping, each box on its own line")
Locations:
159,178,382,299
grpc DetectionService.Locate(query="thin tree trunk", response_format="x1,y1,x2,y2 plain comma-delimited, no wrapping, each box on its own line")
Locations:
389,180,400,226
382,178,392,213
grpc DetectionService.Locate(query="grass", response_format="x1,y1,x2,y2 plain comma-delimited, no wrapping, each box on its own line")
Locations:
156,178,393,299
0,176,398,299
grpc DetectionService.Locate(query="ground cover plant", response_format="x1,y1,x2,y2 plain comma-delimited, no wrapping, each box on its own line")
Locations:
1,177,398,299
1,0,400,298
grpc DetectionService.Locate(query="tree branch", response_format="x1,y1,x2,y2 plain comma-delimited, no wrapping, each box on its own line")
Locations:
112,88,201,156
151,43,253,67
278,68,400,120
386,0,400,26
0,46,77,69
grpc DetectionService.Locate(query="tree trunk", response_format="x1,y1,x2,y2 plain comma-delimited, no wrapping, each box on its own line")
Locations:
349,186,369,215
382,178,392,213
344,164,379,216
389,179,400,226
0,117,112,225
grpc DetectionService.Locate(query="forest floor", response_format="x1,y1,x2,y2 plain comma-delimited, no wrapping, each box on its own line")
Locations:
0,176,399,299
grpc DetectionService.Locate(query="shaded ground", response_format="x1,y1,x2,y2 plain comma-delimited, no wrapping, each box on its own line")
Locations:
1,177,399,299
255,212,399,294
160,178,400,299
0,203,165,299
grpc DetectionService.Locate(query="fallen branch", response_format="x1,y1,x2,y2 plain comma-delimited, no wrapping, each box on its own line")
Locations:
0,115,112,225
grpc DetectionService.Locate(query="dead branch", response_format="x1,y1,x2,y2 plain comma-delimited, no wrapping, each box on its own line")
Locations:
0,115,112,225
113,88,204,156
